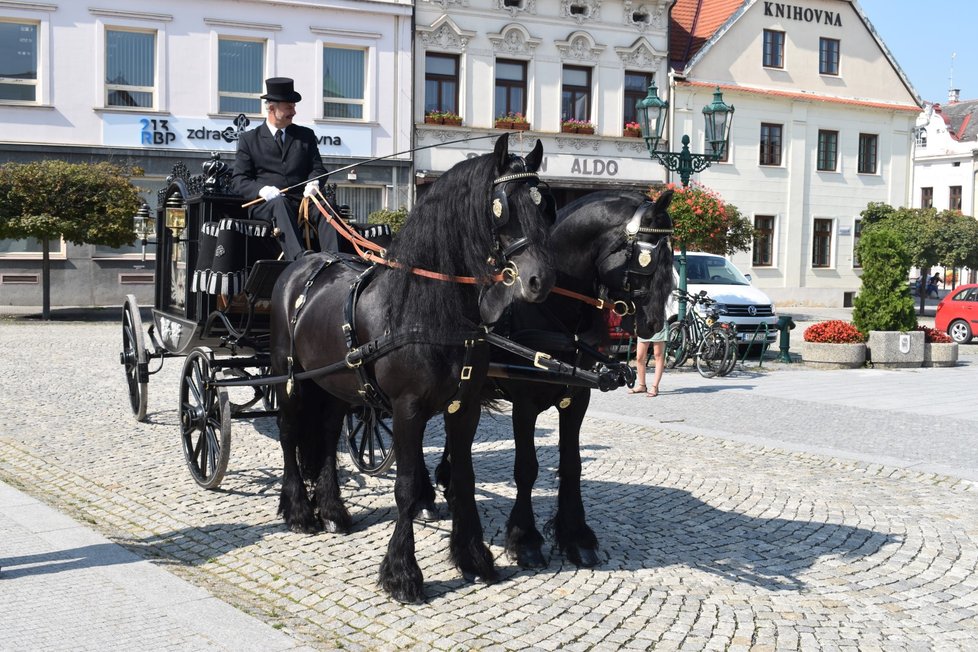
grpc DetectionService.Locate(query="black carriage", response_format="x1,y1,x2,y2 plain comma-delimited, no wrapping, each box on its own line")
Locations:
120,156,394,488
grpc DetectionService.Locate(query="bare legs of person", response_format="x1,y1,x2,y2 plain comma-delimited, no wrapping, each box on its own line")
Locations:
629,340,650,394
648,341,665,397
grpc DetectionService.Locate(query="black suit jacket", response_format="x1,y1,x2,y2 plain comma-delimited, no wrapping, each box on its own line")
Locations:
232,122,327,204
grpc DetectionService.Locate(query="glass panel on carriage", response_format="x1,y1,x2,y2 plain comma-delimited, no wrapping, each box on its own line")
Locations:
218,38,264,115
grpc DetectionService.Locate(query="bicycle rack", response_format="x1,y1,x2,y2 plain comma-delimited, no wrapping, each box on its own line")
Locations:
738,322,772,368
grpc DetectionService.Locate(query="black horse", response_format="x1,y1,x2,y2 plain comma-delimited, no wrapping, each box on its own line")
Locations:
436,189,675,568
269,135,555,604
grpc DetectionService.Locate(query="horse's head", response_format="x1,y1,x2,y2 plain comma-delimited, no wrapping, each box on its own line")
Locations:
478,135,556,324
586,189,675,339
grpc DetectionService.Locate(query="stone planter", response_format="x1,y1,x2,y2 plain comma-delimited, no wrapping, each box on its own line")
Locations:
867,330,924,368
923,341,959,367
801,342,867,369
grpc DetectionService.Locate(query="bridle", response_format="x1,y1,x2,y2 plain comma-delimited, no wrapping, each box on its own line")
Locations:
551,199,673,316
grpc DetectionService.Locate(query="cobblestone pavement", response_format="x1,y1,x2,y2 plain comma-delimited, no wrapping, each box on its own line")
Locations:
1,320,977,650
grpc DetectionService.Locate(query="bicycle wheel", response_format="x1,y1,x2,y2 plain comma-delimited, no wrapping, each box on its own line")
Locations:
665,321,690,368
718,327,739,376
695,329,730,378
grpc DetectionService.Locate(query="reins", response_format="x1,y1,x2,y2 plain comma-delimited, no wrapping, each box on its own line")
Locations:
301,178,528,286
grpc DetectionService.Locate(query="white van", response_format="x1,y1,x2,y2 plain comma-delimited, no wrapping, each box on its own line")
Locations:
667,252,778,349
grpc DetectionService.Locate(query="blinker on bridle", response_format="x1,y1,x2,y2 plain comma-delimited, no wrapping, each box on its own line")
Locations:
488,164,546,283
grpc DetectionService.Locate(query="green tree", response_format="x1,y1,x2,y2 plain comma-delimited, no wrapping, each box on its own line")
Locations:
649,182,754,255
0,160,143,318
852,226,917,333
934,209,978,275
859,203,942,314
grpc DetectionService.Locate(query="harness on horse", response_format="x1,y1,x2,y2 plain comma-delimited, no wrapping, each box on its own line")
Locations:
275,160,547,415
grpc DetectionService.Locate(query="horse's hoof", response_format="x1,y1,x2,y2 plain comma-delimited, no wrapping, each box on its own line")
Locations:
461,570,488,584
573,546,600,568
322,519,345,534
389,588,425,605
514,546,547,569
288,521,319,535
414,504,441,522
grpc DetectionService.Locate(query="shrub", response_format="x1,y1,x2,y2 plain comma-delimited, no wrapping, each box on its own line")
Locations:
917,325,952,343
803,320,866,344
368,207,409,234
852,226,917,333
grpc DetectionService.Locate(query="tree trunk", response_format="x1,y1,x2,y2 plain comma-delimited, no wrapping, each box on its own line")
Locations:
917,266,928,315
42,236,51,320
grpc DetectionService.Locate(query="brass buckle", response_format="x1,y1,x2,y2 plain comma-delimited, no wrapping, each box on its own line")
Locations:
612,300,635,316
533,352,552,369
460,365,472,381
345,350,362,368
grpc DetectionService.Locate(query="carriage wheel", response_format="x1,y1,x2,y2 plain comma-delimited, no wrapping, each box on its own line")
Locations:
259,367,278,412
344,405,395,475
179,347,231,489
121,295,149,421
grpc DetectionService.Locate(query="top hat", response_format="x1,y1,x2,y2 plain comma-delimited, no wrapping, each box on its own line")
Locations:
261,77,302,103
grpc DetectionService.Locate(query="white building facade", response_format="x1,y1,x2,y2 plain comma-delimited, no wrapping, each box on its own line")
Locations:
412,0,673,206
0,0,412,306
669,0,921,307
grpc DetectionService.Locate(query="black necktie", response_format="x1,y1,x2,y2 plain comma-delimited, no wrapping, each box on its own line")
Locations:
276,130,285,152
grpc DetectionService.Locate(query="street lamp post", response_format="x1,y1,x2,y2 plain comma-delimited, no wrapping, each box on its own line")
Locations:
636,81,734,319
132,203,154,262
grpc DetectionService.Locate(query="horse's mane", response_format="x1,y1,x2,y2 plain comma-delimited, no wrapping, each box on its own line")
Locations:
384,151,547,337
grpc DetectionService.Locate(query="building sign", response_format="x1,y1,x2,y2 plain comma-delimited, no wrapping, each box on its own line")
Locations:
763,2,842,26
102,113,372,157
423,148,657,182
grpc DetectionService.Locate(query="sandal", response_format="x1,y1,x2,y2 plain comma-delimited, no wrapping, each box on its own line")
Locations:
628,385,648,394
646,386,659,397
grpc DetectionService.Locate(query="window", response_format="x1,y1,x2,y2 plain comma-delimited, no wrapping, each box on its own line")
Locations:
495,59,526,119
324,47,365,119
0,237,64,258
763,30,784,68
921,187,933,208
853,218,863,268
819,38,840,75
915,127,927,148
752,215,775,267
105,29,155,108
218,38,264,115
624,71,653,126
561,65,591,121
336,186,384,218
425,53,458,115
950,185,962,211
817,130,838,171
812,218,833,268
0,21,38,102
858,133,878,174
759,123,782,166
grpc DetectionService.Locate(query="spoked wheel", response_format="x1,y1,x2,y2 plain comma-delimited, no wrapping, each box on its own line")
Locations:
260,367,278,412
717,327,739,377
180,347,231,489
695,329,730,379
665,321,689,369
344,405,395,475
121,294,149,421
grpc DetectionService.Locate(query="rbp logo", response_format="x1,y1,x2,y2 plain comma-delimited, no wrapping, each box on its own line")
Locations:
139,118,176,145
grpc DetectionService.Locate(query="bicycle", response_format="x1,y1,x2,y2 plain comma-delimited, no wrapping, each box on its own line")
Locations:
664,289,739,378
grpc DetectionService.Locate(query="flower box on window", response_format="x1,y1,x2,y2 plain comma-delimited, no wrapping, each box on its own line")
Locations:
623,121,642,137
424,111,443,124
441,112,462,126
562,119,595,134
496,112,529,130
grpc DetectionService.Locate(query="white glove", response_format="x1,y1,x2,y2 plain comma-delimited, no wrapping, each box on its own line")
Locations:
259,185,282,201
303,181,319,198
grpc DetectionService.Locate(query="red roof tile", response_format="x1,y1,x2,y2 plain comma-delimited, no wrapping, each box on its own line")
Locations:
670,0,745,70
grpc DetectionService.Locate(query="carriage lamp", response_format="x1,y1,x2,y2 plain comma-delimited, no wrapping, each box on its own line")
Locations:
132,203,153,261
637,82,735,320
164,194,187,234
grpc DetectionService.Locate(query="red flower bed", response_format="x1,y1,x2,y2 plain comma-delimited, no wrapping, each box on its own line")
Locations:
803,320,866,344
917,325,952,343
